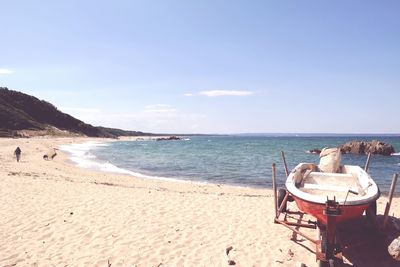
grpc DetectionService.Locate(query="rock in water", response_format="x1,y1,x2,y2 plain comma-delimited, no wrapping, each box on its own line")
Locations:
156,136,181,141
365,140,395,156
308,149,321,154
340,140,395,156
340,140,366,154
388,236,400,261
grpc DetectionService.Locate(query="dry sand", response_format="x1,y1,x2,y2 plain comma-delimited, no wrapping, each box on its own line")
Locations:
0,137,399,267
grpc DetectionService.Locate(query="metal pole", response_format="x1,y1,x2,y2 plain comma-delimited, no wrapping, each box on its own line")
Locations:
364,153,372,172
383,173,399,228
281,151,289,177
272,163,278,218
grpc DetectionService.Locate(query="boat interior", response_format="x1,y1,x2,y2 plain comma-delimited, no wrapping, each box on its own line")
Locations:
290,163,376,202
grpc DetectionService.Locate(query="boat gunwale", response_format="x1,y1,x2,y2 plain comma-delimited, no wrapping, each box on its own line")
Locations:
285,163,380,206
288,189,381,207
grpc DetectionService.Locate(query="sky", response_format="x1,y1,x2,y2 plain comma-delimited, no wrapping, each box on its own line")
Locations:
1,0,399,134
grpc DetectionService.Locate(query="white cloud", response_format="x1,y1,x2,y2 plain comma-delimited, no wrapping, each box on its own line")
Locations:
60,107,101,113
199,90,253,97
83,104,206,133
0,68,13,75
184,93,193,97
144,104,171,109
57,103,207,133
58,107,102,124
144,104,177,113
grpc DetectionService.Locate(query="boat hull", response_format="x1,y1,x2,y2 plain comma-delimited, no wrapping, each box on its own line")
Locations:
293,196,370,225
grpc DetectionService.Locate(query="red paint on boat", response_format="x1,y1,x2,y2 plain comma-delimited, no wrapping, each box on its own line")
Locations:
293,196,369,225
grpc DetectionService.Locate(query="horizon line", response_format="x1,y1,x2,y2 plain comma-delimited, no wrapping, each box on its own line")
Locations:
146,132,400,136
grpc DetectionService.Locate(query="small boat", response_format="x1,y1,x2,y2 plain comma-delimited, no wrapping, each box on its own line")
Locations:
285,162,380,225
275,148,381,266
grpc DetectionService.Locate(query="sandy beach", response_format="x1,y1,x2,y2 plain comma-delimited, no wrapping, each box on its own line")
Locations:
1,137,399,267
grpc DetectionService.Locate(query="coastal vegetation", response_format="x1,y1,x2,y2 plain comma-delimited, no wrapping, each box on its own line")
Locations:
0,87,151,138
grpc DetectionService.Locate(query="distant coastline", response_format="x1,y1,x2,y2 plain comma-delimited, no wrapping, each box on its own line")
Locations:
234,133,400,137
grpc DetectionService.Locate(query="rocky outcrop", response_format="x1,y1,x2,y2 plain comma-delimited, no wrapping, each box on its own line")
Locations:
307,149,321,154
156,136,181,141
340,140,395,156
307,140,396,156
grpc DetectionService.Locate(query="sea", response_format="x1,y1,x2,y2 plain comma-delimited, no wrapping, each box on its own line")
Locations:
60,135,400,193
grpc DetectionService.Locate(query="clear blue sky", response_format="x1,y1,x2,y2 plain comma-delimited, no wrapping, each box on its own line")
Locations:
1,1,399,134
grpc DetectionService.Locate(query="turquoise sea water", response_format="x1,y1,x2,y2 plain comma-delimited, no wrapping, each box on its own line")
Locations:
61,136,400,193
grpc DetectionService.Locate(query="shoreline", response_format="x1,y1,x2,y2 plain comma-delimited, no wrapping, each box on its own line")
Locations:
59,137,275,191
1,137,399,266
60,137,400,195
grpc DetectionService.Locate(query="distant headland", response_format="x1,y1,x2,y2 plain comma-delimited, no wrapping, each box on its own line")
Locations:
0,87,153,138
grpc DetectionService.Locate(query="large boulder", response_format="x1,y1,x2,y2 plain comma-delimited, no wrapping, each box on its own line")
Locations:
340,140,395,156
388,236,400,261
365,140,396,156
340,140,366,154
156,136,181,141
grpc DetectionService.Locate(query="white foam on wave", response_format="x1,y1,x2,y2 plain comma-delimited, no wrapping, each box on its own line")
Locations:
391,152,400,156
59,141,111,168
59,141,197,184
59,141,108,161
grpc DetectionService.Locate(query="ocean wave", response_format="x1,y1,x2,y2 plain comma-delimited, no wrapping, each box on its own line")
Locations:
59,141,194,184
305,150,320,154
59,141,109,152
391,152,400,156
59,141,110,166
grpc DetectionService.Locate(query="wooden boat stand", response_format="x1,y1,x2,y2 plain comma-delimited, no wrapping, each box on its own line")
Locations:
271,151,361,265
272,169,343,264
272,152,399,266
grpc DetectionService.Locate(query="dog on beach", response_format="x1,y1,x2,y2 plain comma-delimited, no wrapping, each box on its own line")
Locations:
43,148,58,161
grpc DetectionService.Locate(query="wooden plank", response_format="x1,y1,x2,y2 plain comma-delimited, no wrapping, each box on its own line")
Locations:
278,191,289,213
364,153,372,172
281,151,289,177
272,163,278,218
275,219,318,243
303,183,358,193
278,212,286,221
383,173,399,228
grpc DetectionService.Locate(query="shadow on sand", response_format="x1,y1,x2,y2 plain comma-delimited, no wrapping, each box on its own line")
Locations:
335,215,400,266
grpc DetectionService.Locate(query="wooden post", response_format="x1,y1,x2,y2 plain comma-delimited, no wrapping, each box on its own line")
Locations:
281,151,289,177
383,173,399,229
364,153,372,172
272,163,278,218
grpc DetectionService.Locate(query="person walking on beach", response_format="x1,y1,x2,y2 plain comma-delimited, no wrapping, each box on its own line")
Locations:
14,147,21,162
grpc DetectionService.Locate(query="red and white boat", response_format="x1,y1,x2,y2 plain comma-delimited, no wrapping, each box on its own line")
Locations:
285,162,380,225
